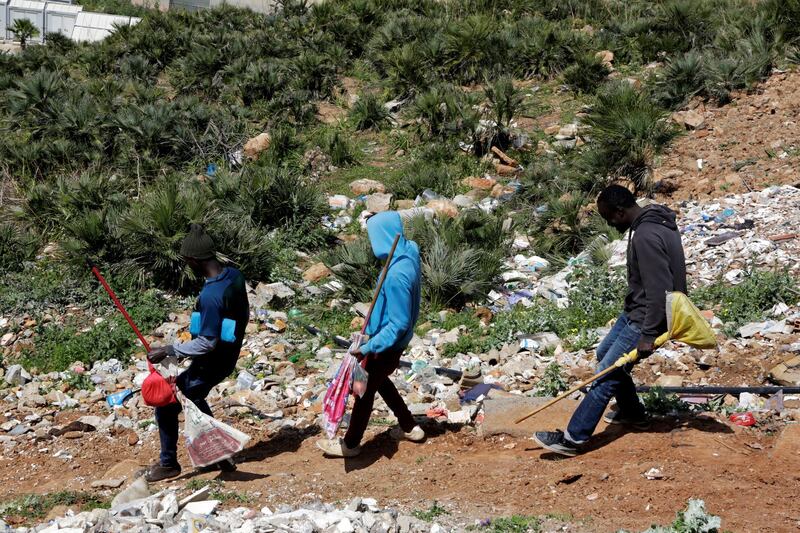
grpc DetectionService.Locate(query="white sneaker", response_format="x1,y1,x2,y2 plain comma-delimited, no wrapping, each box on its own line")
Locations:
390,425,426,442
316,438,361,458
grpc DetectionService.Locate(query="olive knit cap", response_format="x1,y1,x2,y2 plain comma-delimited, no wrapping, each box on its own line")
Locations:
180,223,216,260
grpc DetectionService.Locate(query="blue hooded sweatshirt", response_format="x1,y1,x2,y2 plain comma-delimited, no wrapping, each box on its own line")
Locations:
361,211,422,356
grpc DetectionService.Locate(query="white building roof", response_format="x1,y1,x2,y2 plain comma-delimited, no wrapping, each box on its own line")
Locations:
9,0,46,10
45,2,82,14
71,12,139,42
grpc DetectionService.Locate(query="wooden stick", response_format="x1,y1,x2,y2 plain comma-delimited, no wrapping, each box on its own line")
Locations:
359,234,401,337
514,365,617,424
491,146,519,167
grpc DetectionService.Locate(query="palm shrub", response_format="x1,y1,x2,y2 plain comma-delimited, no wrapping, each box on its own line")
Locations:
651,51,706,109
10,19,39,50
532,192,595,259
117,180,209,291
380,42,432,95
484,75,525,148
412,85,481,149
562,53,611,95
55,173,129,264
349,92,390,131
0,224,39,271
246,167,328,237
322,237,381,301
581,81,681,192
406,210,510,309
443,14,508,84
317,128,359,167
389,161,455,200
507,17,587,78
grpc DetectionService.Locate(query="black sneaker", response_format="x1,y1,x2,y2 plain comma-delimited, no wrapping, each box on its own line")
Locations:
603,409,651,430
533,430,579,457
197,459,237,474
145,463,181,482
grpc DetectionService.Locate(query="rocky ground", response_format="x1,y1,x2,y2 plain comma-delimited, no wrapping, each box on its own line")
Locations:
1,71,800,532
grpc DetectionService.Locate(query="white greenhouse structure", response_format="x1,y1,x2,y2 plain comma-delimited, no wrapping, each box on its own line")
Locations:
0,0,139,43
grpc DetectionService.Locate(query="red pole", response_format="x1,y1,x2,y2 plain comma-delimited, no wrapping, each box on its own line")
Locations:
87,261,151,352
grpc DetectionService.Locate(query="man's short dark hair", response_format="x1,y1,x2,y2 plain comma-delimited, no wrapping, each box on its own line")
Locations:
597,184,636,210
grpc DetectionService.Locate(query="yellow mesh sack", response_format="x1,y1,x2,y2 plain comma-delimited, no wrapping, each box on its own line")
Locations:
616,292,717,366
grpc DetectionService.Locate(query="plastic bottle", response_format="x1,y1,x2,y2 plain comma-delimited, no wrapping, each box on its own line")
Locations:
714,208,735,223
237,371,255,391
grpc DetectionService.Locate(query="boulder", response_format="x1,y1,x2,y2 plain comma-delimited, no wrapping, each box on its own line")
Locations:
655,375,683,387
243,132,271,159
673,110,705,130
366,193,392,213
253,282,295,306
427,199,459,218
595,50,614,67
558,124,578,138
452,195,475,208
461,176,496,190
349,179,385,195
5,365,31,386
303,263,332,283
543,124,560,136
770,355,800,386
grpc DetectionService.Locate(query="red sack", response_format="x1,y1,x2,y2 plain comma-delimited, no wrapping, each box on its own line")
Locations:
141,363,177,407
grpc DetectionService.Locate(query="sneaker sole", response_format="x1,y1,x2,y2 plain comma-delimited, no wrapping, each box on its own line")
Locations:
315,441,361,458
390,431,425,443
603,415,651,430
532,434,577,457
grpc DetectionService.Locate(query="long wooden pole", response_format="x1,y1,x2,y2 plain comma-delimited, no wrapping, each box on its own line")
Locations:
514,365,617,424
356,233,401,349
515,331,671,424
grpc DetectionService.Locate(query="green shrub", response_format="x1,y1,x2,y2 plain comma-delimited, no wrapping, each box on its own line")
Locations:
692,268,798,336
389,161,456,200
652,51,706,109
536,362,568,397
349,92,390,131
322,237,381,301
0,224,39,272
640,386,690,415
562,53,611,94
581,81,681,192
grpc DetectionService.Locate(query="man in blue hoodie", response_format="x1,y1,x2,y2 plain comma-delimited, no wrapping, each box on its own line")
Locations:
317,211,425,458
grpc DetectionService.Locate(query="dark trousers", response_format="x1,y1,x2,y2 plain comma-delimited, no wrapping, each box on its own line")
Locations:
344,351,416,448
155,364,227,467
565,313,646,443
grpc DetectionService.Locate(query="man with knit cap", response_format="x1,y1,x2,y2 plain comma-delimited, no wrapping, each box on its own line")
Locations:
145,224,249,482
317,211,425,458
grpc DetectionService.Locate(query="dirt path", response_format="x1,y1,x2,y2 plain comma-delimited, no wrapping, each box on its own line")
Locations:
1,403,798,532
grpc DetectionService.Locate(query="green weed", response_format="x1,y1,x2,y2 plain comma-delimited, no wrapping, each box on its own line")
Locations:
0,491,108,523
640,387,690,416
535,363,568,397
412,501,450,522
692,268,798,337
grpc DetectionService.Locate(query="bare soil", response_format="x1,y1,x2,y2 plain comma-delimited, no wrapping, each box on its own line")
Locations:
655,70,800,202
1,396,798,532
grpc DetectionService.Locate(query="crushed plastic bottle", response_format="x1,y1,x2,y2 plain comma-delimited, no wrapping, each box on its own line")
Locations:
237,370,255,391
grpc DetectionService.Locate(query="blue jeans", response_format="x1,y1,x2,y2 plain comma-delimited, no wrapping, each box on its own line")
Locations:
566,313,646,444
154,365,225,467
